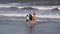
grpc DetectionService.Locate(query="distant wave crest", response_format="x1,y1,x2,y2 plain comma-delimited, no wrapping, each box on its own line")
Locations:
0,5,60,10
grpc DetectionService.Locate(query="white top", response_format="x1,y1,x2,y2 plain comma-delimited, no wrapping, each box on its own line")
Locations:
27,17,29,19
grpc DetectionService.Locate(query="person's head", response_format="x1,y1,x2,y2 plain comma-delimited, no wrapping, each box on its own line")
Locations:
29,14,31,16
33,13,35,15
26,15,28,17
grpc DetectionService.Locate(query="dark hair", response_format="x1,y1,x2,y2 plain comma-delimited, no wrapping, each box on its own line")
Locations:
29,14,32,21
33,13,35,15
26,15,28,16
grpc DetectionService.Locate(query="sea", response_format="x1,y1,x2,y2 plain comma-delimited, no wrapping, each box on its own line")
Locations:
0,3,60,34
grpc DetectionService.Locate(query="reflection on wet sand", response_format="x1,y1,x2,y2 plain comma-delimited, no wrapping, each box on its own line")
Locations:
25,19,36,34
26,26,35,34
29,27,35,34
26,22,36,34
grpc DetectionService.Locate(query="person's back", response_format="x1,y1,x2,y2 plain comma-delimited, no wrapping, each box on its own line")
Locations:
32,13,36,21
32,13,36,27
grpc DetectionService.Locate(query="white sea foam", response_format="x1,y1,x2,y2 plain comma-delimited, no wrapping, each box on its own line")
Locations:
0,4,60,10
0,13,60,18
36,15,60,18
31,6,60,10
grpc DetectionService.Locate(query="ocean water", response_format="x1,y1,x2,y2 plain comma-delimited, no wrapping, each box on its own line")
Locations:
0,3,60,34
0,3,60,17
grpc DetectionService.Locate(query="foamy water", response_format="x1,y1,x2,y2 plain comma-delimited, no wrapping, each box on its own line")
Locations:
0,4,60,10
0,13,60,18
0,3,60,18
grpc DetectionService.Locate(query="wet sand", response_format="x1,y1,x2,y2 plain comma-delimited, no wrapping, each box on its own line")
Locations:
0,16,60,34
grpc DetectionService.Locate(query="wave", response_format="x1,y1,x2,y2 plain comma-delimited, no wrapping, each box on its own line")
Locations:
0,3,60,10
0,5,60,10
31,6,60,10
0,13,60,18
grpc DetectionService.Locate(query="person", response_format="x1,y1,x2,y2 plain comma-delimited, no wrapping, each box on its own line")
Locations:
29,14,32,26
32,13,36,26
26,15,29,22
29,14,32,21
26,15,29,25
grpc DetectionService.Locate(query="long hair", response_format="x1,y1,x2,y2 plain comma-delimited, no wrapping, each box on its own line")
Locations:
29,14,32,21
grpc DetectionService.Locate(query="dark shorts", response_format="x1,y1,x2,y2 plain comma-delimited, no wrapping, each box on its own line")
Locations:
26,19,29,22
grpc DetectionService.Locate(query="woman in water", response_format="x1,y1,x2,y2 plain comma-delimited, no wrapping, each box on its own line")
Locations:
26,15,29,25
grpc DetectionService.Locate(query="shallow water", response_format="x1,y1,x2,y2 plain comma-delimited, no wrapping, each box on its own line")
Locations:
0,19,60,34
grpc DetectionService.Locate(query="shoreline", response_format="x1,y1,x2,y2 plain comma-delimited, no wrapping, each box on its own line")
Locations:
0,13,60,18
0,15,60,22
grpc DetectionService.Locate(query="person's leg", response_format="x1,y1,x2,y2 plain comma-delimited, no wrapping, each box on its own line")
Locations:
32,20,36,28
34,20,36,25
